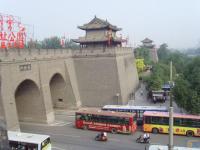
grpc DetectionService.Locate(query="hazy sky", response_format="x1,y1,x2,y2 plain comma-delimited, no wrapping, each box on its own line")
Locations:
1,0,200,49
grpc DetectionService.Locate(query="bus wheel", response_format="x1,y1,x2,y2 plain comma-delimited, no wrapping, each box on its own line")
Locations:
111,128,117,134
186,131,194,137
152,128,159,134
83,125,88,130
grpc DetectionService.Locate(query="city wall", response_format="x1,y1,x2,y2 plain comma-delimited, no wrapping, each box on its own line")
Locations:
0,47,139,130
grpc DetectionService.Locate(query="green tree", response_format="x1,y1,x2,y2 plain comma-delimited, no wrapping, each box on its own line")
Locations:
41,36,62,49
65,39,79,49
185,57,200,93
157,43,170,61
149,75,163,90
134,47,153,65
172,76,190,109
189,91,200,114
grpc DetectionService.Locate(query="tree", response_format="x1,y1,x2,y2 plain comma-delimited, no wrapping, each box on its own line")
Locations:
65,39,79,49
172,76,190,109
150,75,163,90
157,43,170,61
145,41,200,114
134,47,153,65
41,36,62,49
189,91,200,114
26,40,42,49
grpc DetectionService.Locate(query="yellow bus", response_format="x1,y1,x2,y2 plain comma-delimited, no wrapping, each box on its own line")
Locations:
143,111,200,137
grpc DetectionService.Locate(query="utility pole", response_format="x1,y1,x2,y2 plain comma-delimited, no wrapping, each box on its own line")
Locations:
169,61,173,150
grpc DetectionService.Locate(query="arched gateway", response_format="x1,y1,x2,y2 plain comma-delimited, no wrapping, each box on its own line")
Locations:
15,79,46,123
50,73,76,109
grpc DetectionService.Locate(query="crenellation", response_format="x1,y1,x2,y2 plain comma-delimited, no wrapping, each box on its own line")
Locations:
72,47,132,58
0,48,133,62
0,49,73,62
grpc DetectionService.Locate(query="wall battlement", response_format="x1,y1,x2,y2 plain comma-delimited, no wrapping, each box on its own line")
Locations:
0,47,133,62
0,49,72,62
72,47,133,57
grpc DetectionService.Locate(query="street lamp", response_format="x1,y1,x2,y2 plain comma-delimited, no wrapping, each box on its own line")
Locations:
168,61,174,150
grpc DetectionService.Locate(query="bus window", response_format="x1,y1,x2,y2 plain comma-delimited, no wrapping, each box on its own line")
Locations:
151,117,160,124
163,117,169,125
174,118,181,126
160,117,169,125
124,118,130,125
193,119,200,128
76,113,81,120
180,118,200,127
145,116,151,124
9,141,38,150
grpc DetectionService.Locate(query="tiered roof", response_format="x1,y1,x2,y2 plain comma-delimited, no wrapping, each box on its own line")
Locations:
78,16,121,31
73,16,122,45
141,38,153,43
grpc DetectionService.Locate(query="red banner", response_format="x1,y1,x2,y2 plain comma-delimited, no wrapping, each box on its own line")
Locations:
0,13,26,49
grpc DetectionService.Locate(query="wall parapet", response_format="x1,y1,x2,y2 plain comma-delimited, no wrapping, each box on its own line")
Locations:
0,47,134,62
72,47,134,58
0,49,72,62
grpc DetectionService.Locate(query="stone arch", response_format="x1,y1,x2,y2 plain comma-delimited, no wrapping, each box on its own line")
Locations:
49,73,76,109
15,79,46,123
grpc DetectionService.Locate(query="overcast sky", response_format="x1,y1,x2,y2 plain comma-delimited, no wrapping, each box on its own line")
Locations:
1,0,200,49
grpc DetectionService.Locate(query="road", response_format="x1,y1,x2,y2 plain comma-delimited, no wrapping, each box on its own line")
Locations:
20,109,199,150
132,82,182,113
19,82,199,150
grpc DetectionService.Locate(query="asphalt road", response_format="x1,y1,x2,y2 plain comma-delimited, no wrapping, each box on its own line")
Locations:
20,109,199,150
132,82,182,113
19,82,199,150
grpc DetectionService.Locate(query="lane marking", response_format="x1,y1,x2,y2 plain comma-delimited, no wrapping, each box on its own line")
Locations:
50,133,81,138
50,121,72,126
52,146,66,150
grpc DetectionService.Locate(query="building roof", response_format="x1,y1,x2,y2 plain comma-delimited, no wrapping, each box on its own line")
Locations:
78,16,121,31
141,38,153,43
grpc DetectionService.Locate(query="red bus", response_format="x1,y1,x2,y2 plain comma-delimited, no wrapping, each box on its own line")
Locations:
75,108,137,134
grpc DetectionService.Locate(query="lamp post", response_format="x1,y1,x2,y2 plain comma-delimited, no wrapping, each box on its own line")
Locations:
168,61,174,150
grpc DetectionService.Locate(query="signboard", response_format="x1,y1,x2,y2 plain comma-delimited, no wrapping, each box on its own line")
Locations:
0,13,26,49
